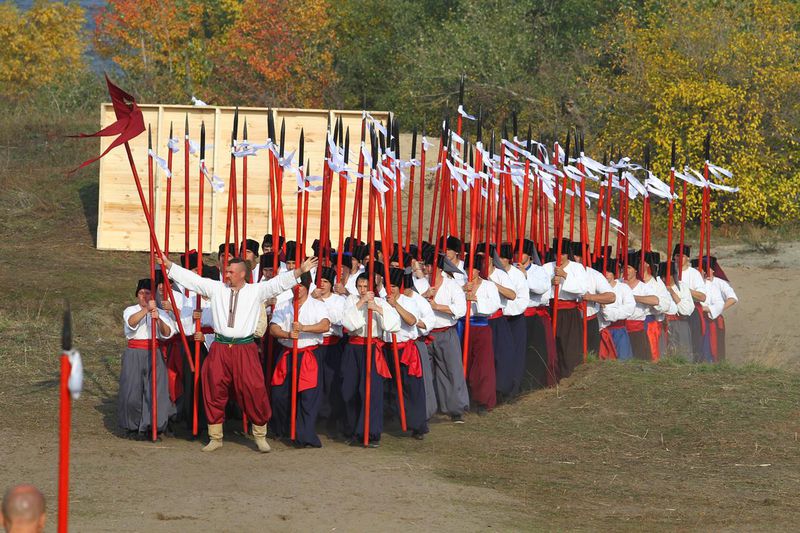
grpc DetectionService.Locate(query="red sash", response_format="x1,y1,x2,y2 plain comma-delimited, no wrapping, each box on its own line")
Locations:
598,328,618,360
551,299,581,310
709,316,725,362
271,346,319,392
127,339,157,349
666,314,684,322
200,326,215,334
348,336,392,378
646,319,661,362
695,302,707,335
430,326,452,333
322,335,341,346
396,340,422,378
524,306,550,318
625,320,645,333
488,310,503,320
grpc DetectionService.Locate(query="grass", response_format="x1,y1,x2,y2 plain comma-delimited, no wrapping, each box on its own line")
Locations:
383,359,800,530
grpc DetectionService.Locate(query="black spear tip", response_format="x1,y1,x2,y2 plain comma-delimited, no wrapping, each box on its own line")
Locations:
704,132,711,160
378,127,386,153
61,300,72,352
306,158,311,177
279,119,286,158
603,152,608,166
393,118,400,155
512,111,518,138
299,128,305,168
147,125,152,149
411,127,418,159
644,144,651,170
184,113,189,134
462,135,468,160
563,131,571,164
370,127,378,170
169,121,173,138
232,106,239,144
458,74,465,107
200,121,206,159
267,109,275,141
502,121,509,143
344,127,350,164
671,140,676,168
580,131,585,154
243,120,248,142
489,130,496,159
469,143,474,167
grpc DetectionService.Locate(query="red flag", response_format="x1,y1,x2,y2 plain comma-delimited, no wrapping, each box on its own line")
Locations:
68,75,145,172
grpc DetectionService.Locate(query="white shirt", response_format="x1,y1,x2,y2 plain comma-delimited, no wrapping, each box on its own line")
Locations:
599,281,636,329
123,304,176,341
644,276,671,319
409,291,435,336
681,266,706,300
430,276,467,329
488,267,515,314
385,294,421,343
715,278,738,303
627,280,655,322
341,294,401,337
270,296,330,348
345,265,366,296
525,262,551,308
502,266,530,316
317,293,346,337
470,278,501,317
453,259,468,287
703,278,726,320
169,288,211,335
168,263,297,338
666,279,695,317
413,275,431,295
543,260,588,301
584,267,614,318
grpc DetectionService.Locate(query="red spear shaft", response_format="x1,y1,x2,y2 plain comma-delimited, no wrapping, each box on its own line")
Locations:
192,124,206,437
461,147,482,375
183,116,191,287
242,121,248,260
223,110,239,272
416,137,426,257
666,144,676,287
147,128,158,443
290,131,306,440
602,166,613,276
678,180,687,282
57,305,73,533
336,129,350,280
517,151,531,263
351,117,366,246
364,154,377,447
405,129,417,254
552,137,570,337
428,129,446,242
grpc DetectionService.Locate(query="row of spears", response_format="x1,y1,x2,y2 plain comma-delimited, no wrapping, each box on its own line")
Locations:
55,75,735,532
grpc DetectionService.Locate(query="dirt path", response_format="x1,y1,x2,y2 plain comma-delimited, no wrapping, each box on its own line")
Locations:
4,397,526,532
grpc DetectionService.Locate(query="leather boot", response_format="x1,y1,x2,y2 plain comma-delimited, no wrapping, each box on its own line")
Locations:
252,424,271,453
202,424,223,452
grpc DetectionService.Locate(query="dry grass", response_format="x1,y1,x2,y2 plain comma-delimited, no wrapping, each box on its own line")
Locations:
383,359,800,530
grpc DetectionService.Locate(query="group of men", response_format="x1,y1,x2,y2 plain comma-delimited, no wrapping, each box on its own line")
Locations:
117,232,737,451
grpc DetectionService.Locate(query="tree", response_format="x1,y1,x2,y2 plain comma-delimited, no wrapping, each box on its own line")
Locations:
0,1,87,100
590,0,800,225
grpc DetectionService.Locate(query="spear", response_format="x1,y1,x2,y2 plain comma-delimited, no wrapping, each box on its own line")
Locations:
352,111,367,246
430,129,451,283
165,122,174,254
552,133,570,337
393,119,405,261
242,120,249,262
58,302,77,533
183,115,191,281
223,108,239,272
577,132,589,362
517,126,532,263
363,126,378,447
405,127,417,253
147,126,158,442
640,145,652,280
277,119,287,243
602,152,613,276
427,118,448,242
666,141,676,288
192,122,206,437
290,129,305,441
416,129,426,258
457,76,467,250
678,155,688,282
462,121,482,376
702,133,712,277
336,128,350,281
266,111,279,393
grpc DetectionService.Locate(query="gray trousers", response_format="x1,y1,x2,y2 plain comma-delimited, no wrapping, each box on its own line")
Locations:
667,320,693,360
118,347,175,432
415,339,438,420
428,328,469,416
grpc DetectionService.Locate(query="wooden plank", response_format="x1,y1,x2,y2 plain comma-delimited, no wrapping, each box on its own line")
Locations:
97,104,388,253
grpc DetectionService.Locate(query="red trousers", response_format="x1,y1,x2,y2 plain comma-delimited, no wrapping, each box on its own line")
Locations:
202,341,271,425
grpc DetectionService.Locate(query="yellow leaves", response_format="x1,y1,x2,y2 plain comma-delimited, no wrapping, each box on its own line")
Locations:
0,0,86,97
591,0,800,226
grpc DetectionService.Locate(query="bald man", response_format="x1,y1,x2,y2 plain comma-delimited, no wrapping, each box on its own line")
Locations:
2,485,45,533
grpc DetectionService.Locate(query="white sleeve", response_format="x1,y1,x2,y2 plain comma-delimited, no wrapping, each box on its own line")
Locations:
156,309,177,340
123,306,143,335
619,285,636,319
474,283,501,315
341,296,366,332
256,271,298,301
325,297,345,326
720,280,738,302
674,283,695,316
416,297,436,335
378,300,401,333
447,282,467,319
527,265,550,294
560,264,587,295
269,301,292,328
168,263,218,298
653,280,672,314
